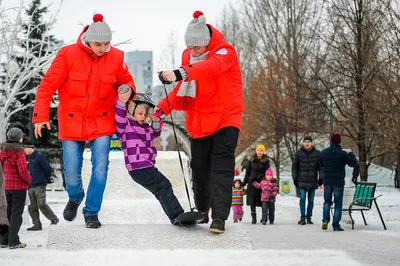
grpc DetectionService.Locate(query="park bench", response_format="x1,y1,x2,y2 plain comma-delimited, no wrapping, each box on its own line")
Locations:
340,182,387,230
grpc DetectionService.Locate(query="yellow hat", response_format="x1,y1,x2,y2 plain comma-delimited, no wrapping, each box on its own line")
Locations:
256,144,265,152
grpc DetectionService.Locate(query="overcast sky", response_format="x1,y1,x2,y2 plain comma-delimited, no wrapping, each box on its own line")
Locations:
3,0,235,73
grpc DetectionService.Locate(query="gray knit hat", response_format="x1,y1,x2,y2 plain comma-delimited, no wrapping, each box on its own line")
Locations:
6,127,23,142
184,11,211,47
85,14,112,42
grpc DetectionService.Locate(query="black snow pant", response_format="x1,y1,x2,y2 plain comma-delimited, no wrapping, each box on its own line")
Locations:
129,167,184,221
3,190,26,246
190,127,239,220
261,201,275,223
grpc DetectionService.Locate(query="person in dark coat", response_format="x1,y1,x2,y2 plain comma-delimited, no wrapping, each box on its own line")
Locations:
23,139,59,231
320,134,357,231
292,136,322,225
242,145,270,224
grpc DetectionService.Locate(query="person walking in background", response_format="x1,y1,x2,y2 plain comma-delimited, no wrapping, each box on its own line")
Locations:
0,128,31,249
253,168,278,225
0,163,10,248
32,14,136,229
232,179,244,223
157,10,244,233
22,139,59,231
242,145,270,224
292,136,322,225
320,134,357,231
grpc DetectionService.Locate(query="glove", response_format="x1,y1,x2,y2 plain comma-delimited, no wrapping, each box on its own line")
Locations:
268,196,275,201
118,84,130,94
293,178,298,188
158,71,172,85
318,178,323,186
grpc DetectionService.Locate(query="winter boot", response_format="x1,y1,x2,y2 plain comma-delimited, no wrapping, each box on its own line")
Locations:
251,213,257,224
27,224,42,231
198,210,210,224
209,218,225,234
306,218,313,224
333,226,344,231
84,215,101,229
298,218,306,225
322,222,328,230
63,200,80,222
51,217,59,225
233,219,238,223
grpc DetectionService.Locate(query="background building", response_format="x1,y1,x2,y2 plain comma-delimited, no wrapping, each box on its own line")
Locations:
125,51,153,96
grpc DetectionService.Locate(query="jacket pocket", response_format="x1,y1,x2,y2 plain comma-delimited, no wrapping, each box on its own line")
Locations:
59,110,83,138
67,72,88,97
94,106,115,134
99,75,117,99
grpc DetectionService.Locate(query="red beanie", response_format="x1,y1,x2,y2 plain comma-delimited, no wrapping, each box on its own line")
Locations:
330,134,341,144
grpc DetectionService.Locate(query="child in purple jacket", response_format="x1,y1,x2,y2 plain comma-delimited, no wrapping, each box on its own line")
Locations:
253,168,278,225
115,89,185,225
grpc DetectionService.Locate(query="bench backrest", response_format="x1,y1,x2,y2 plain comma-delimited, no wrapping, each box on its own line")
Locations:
353,182,377,209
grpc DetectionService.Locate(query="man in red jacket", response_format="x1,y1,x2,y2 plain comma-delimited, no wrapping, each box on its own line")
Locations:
158,11,244,233
32,14,136,229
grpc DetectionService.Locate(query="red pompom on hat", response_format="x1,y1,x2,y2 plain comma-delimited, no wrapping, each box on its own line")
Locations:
93,13,104,22
193,11,203,18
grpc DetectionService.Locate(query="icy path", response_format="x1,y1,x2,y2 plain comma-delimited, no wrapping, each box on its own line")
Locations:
1,151,399,266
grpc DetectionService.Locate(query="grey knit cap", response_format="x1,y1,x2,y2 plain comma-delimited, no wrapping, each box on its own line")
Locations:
85,14,112,42
184,11,211,47
6,127,23,142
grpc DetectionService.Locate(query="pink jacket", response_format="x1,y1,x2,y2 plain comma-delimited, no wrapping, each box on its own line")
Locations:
253,179,278,202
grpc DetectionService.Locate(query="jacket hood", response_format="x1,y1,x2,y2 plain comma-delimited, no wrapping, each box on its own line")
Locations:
206,24,224,52
0,142,24,159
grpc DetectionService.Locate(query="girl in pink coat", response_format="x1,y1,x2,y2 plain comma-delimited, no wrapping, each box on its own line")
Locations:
253,168,278,225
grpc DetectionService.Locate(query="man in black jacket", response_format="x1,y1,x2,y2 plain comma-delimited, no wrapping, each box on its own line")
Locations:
320,134,357,231
292,136,322,225
23,139,59,231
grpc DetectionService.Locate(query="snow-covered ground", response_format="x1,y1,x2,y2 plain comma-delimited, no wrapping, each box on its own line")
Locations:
1,151,399,266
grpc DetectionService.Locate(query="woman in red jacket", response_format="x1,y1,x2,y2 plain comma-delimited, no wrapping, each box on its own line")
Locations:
32,14,136,229
158,11,244,234
0,128,32,249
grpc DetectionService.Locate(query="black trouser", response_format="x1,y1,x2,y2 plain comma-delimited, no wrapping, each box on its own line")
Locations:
261,201,275,223
129,167,184,220
191,127,239,220
4,190,26,246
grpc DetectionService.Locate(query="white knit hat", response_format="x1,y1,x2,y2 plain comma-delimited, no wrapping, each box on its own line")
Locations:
184,11,211,47
85,14,112,42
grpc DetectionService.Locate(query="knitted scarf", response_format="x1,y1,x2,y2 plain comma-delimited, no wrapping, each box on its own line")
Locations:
175,51,210,111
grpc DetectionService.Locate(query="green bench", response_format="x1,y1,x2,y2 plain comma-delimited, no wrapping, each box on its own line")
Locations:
343,182,387,230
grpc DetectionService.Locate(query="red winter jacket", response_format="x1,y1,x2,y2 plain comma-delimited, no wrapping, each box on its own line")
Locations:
158,25,244,139
0,142,31,190
32,26,136,141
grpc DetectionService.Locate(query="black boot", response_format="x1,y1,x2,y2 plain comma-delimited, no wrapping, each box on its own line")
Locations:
27,224,42,231
63,200,80,222
84,215,101,229
251,212,257,224
298,218,306,225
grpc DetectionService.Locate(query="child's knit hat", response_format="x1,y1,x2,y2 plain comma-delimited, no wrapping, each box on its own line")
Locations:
265,168,274,178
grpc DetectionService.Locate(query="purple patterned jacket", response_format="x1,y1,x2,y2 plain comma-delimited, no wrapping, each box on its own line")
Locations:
115,105,162,171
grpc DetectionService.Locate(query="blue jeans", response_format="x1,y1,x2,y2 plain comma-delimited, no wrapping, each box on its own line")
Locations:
62,136,111,217
299,188,315,220
322,185,344,228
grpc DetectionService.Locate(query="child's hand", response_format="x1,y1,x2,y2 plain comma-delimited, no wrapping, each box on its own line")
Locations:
147,114,158,122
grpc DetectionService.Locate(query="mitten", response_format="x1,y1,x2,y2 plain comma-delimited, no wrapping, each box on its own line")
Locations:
158,71,172,85
268,196,275,201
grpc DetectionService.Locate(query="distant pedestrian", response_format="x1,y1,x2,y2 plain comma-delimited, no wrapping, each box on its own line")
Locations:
231,179,244,223
253,168,278,225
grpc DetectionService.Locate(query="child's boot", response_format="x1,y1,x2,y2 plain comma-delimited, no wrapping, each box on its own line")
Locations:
251,212,257,224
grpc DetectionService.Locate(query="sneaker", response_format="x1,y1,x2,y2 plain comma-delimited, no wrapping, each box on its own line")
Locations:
9,243,27,249
209,218,225,234
322,223,328,230
63,200,80,222
198,210,209,224
51,218,59,225
84,215,101,229
27,225,42,231
298,219,306,225
307,219,313,225
333,226,344,231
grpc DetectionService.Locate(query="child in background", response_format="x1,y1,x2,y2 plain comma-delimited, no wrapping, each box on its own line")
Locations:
115,89,185,225
232,179,244,223
253,168,278,225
